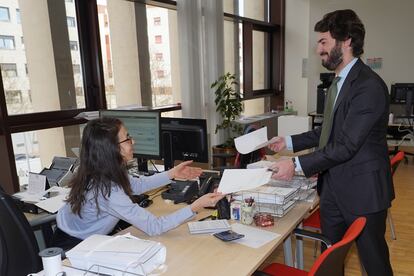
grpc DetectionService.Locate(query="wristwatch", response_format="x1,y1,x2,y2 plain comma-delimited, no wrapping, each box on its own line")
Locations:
291,157,297,169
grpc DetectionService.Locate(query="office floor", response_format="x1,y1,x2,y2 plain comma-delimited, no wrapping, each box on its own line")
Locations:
260,149,414,275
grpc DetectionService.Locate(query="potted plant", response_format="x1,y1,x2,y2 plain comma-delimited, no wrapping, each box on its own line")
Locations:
210,72,243,167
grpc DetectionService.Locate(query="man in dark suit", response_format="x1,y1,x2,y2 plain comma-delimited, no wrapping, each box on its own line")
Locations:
268,9,393,275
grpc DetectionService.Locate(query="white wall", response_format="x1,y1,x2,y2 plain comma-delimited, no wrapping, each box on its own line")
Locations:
285,0,414,115
285,0,310,116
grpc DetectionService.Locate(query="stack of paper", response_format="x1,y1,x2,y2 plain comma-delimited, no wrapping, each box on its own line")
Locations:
66,233,166,276
187,219,231,234
233,185,297,205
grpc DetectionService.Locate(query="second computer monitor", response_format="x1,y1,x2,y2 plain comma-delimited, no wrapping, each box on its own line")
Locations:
161,117,208,170
100,110,161,159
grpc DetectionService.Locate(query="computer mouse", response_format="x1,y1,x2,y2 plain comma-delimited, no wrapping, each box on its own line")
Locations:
138,198,153,208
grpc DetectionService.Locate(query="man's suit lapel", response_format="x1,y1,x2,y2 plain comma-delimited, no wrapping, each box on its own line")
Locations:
333,58,364,114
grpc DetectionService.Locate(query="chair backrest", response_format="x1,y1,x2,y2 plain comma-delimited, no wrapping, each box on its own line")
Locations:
0,190,42,276
390,151,405,176
309,217,367,276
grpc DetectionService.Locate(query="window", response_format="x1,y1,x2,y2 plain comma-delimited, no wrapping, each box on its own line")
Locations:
155,53,163,61
223,0,268,22
1,63,18,77
156,70,165,78
65,0,74,2
16,9,20,24
69,41,78,51
153,16,161,25
73,64,81,74
12,126,82,187
0,6,10,22
5,90,22,104
67,16,76,27
21,36,24,49
155,35,162,44
0,35,15,49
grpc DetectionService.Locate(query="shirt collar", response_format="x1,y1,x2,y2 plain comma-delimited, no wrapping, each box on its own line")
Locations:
337,58,358,91
338,58,358,80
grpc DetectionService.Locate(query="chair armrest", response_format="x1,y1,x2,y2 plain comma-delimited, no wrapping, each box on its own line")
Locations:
293,228,332,248
29,214,57,228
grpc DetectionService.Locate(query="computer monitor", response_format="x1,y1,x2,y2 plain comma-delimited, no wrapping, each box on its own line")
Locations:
390,83,414,116
161,117,208,170
100,110,161,160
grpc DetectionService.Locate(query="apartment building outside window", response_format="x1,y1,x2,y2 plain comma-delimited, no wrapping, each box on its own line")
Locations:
0,35,15,49
0,6,9,21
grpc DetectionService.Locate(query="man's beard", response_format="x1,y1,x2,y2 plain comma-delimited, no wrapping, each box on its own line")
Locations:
321,42,343,71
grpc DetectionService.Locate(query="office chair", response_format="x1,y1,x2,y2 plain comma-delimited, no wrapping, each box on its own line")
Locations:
234,124,266,168
0,189,43,276
254,217,366,276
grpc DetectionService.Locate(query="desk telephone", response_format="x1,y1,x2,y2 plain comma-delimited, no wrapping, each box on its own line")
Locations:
198,172,230,220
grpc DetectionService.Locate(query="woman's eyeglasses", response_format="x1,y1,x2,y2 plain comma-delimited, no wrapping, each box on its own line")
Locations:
118,134,133,144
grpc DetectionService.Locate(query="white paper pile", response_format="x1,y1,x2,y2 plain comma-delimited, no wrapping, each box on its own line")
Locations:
66,233,166,276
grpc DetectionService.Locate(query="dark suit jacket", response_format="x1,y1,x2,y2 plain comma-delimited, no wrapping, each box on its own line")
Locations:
292,59,394,215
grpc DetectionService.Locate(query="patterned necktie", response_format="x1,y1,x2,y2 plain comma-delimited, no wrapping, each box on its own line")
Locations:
319,76,341,148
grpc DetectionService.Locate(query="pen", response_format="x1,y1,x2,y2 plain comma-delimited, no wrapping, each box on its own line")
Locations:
267,168,279,173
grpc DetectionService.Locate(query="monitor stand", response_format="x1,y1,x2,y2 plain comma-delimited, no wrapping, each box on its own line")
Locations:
137,158,148,173
162,132,174,170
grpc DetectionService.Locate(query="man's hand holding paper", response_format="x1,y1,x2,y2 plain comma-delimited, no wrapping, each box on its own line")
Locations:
267,136,287,152
234,127,279,154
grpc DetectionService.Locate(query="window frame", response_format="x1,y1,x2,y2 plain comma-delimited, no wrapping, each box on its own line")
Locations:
0,0,284,193
0,0,106,193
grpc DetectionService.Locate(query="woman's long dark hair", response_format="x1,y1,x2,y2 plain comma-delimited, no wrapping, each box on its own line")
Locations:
67,117,132,216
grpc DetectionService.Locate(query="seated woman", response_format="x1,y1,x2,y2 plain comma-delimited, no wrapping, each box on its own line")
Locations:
52,117,224,250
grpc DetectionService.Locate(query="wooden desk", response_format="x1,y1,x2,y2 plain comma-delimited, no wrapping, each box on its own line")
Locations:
118,197,316,276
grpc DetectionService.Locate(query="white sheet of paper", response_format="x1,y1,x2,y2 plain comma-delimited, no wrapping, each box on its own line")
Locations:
28,173,47,194
217,168,272,194
231,223,280,248
234,127,278,154
35,193,67,213
35,186,70,213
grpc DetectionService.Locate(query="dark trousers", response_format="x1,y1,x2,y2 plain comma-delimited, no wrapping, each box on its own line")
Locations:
50,228,82,251
319,182,393,276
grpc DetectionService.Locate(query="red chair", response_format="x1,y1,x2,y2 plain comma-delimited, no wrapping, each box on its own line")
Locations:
254,217,367,276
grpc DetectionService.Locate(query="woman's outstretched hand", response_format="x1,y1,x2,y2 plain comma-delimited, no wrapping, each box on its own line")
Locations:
168,160,203,180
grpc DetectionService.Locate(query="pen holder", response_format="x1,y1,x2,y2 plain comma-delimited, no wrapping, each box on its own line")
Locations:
241,202,255,225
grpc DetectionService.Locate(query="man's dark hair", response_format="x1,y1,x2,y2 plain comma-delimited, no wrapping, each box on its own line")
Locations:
314,9,365,57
